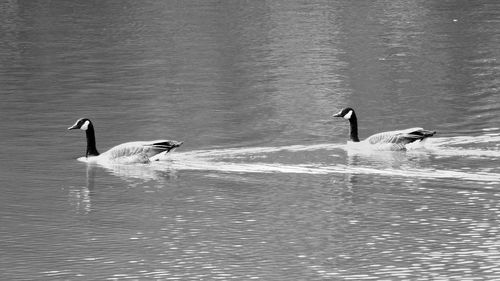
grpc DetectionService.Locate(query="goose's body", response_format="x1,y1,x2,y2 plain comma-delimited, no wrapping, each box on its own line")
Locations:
333,108,435,151
68,118,182,164
84,140,183,164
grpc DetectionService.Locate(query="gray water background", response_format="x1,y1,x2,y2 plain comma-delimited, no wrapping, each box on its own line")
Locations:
1,0,500,280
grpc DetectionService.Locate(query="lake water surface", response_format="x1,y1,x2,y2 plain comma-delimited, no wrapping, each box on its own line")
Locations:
1,0,500,280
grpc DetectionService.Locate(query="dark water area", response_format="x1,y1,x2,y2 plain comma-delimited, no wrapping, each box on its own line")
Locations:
1,0,500,280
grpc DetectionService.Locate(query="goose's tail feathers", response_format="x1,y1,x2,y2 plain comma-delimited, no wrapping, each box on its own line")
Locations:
149,140,183,153
406,128,436,141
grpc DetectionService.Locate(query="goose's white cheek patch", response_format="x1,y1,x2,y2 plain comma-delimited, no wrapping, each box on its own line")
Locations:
344,110,353,120
80,120,90,130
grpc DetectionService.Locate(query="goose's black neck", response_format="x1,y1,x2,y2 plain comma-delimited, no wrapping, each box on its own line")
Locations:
348,114,360,142
85,124,100,157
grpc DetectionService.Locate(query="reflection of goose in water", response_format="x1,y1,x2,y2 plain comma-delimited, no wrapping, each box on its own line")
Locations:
346,145,432,166
67,165,95,214
67,163,177,214
333,107,435,151
99,161,178,182
68,118,182,164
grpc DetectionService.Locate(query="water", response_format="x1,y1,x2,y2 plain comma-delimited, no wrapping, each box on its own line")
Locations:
1,0,500,279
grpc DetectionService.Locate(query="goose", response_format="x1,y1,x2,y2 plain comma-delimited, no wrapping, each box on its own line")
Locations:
332,107,435,151
68,118,183,164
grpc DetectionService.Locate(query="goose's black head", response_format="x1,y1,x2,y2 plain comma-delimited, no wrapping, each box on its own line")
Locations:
68,118,92,131
333,107,356,120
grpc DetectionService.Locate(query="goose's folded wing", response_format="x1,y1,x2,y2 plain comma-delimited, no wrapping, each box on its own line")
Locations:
367,128,434,145
104,140,183,161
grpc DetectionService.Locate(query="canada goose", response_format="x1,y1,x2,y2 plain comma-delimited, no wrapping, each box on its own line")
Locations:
333,107,435,151
68,118,183,164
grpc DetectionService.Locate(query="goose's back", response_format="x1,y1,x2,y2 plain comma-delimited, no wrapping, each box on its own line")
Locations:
365,127,434,150
101,140,181,163
367,128,420,144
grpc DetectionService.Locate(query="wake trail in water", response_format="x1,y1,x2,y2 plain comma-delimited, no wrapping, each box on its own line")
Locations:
169,135,500,159
153,134,500,183
173,143,345,158
425,135,500,158
157,160,500,183
430,134,500,146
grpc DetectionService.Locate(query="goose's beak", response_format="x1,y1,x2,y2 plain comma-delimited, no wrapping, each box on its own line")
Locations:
332,112,342,118
68,125,78,130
